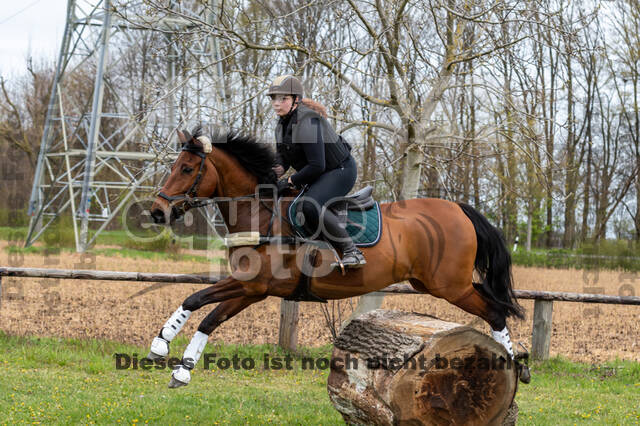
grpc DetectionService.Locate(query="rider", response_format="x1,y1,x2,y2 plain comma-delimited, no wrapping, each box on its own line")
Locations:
268,75,366,268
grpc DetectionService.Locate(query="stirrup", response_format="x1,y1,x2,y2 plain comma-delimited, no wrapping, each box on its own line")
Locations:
337,248,366,269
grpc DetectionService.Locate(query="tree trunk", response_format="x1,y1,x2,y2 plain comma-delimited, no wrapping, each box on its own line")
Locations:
581,138,592,241
526,206,533,252
362,124,377,184
400,3,461,201
563,54,577,248
636,163,640,240
400,141,422,200
327,310,519,426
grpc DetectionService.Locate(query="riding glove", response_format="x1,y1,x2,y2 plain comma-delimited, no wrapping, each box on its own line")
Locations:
276,178,292,194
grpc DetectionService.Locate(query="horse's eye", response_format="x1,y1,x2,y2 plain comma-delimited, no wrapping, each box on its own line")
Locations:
182,166,193,174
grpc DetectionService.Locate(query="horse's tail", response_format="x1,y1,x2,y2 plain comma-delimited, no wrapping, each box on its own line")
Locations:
457,202,524,320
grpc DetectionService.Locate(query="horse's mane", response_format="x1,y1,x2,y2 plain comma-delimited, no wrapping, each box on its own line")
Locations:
192,126,277,185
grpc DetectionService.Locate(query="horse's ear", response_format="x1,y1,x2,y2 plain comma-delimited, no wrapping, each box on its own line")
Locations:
183,130,193,142
177,129,189,144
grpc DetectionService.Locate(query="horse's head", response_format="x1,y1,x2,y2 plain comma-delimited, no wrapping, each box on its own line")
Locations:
150,129,219,225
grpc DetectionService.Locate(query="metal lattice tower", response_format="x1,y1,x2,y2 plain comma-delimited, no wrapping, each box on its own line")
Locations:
25,0,228,251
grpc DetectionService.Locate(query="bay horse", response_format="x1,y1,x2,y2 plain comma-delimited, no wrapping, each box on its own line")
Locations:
147,128,525,388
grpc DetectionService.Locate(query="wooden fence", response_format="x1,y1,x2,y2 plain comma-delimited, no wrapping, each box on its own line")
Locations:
1,267,639,360
380,283,640,359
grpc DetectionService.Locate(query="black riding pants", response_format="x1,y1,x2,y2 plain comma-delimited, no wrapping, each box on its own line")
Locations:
299,156,357,248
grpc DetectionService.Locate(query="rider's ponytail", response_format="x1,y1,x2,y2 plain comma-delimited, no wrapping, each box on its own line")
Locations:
300,98,328,118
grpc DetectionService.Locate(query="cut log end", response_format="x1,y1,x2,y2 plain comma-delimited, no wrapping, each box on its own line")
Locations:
327,310,519,426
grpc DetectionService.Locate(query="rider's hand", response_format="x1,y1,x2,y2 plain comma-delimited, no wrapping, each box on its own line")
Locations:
272,164,285,178
276,178,291,194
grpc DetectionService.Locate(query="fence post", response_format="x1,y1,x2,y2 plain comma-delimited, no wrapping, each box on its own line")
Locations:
531,299,553,360
278,300,299,351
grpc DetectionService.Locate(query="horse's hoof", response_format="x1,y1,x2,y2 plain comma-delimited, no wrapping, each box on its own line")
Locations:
519,364,531,384
146,351,165,361
149,337,169,360
168,376,188,388
168,365,191,389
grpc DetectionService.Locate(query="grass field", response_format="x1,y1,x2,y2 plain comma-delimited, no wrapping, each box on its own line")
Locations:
0,332,638,425
4,224,640,271
1,223,639,424
3,244,216,264
0,332,340,425
0,226,223,261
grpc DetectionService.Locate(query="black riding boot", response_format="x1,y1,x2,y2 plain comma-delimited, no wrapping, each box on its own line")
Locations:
321,208,366,268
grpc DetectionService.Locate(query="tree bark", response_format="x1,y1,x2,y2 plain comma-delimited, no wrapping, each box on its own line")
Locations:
327,310,519,426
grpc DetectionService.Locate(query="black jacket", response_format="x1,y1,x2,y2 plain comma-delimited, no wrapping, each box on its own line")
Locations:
274,104,351,186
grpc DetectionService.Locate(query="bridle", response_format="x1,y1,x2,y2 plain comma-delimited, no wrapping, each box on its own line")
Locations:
158,146,210,210
156,145,295,238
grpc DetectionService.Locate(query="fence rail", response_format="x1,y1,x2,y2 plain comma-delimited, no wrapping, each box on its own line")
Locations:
0,267,224,284
1,267,639,360
382,283,640,305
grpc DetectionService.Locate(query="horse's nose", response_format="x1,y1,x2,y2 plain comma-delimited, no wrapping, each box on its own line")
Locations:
150,208,166,224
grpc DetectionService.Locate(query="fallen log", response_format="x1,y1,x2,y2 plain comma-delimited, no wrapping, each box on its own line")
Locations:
327,310,519,426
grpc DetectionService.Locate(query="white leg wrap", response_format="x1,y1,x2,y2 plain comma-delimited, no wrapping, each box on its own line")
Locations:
182,331,208,369
491,326,514,358
160,306,192,341
171,331,208,385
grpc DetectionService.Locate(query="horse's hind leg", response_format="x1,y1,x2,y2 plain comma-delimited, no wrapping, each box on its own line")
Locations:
148,277,248,360
446,284,515,358
169,294,266,388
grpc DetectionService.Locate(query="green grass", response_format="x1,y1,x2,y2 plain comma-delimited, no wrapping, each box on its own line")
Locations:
0,332,637,424
2,244,224,264
517,357,640,424
0,226,226,264
512,248,640,272
512,239,640,271
0,332,340,424
0,226,29,242
0,226,224,248
3,224,640,272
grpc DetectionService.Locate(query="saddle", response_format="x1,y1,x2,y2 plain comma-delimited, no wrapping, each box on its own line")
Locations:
289,185,382,247
284,185,381,304
328,185,375,217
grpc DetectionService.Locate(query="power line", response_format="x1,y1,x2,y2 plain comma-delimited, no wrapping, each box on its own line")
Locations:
0,0,44,26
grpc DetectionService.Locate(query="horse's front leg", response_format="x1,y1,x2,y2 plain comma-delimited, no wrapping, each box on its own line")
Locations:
169,294,266,388
147,276,254,360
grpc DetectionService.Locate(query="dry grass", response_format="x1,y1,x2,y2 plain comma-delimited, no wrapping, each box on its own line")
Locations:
1,241,638,363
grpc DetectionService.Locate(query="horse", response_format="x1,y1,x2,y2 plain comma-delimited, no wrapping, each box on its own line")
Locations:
147,128,527,388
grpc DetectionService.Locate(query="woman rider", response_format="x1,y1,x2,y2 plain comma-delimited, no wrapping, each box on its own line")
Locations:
268,75,366,268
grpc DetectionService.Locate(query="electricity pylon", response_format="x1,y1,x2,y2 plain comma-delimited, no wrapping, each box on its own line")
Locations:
25,0,228,251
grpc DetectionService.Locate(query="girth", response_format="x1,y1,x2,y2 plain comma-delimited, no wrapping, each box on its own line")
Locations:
223,232,331,304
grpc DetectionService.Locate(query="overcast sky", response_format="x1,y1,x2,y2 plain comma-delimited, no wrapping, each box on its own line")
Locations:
0,0,67,78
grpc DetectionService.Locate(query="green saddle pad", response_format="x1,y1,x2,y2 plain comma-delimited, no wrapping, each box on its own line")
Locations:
288,194,382,247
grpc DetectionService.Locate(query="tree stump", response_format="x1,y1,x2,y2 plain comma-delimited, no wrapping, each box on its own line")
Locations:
327,310,519,425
